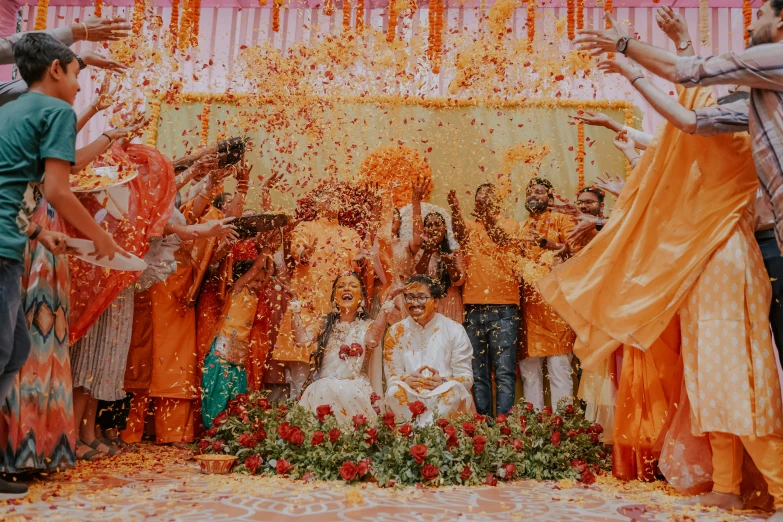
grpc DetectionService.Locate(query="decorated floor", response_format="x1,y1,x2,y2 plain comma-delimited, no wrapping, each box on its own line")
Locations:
0,445,769,522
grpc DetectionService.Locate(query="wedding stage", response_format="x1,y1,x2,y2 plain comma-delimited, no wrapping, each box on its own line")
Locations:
0,445,769,521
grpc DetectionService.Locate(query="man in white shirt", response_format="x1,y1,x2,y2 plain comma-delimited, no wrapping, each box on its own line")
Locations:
383,275,475,426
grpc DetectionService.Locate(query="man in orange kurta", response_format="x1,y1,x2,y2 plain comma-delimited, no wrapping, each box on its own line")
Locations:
518,178,576,412
539,87,783,517
122,203,222,444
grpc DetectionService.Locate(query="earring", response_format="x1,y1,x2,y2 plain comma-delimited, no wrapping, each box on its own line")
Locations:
357,303,366,315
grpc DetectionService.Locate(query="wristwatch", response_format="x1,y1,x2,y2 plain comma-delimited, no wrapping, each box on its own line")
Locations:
76,55,87,71
595,218,604,232
616,36,631,55
677,40,692,51
538,237,548,249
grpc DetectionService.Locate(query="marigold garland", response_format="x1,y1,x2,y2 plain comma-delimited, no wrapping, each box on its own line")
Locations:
356,0,364,32
743,0,752,46
605,0,614,60
145,98,163,147
179,0,194,49
527,0,535,45
199,100,211,146
132,0,146,35
169,0,181,50
699,0,709,46
577,107,585,190
343,0,351,30
324,0,334,16
567,0,574,40
258,0,268,6
273,0,283,33
190,0,201,47
428,0,444,73
34,0,50,31
387,0,399,42
94,0,104,17
576,0,584,31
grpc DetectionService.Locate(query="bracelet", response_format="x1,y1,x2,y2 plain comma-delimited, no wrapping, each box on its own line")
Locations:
102,132,114,144
29,224,43,240
631,76,644,86
81,22,89,41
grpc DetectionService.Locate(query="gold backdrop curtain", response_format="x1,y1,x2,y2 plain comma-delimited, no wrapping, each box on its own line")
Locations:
153,98,634,217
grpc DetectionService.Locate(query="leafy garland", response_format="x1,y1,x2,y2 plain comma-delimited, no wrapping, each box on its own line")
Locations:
197,392,610,487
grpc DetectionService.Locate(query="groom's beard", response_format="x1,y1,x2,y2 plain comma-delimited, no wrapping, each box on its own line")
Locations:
525,199,548,214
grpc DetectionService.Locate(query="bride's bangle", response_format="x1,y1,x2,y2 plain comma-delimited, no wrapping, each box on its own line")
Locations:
381,300,396,313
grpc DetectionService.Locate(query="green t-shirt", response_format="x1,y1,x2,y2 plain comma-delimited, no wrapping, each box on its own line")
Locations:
0,92,76,262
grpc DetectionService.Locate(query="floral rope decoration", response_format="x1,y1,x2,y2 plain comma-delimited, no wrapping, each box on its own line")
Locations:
527,0,535,45
343,0,352,30
34,0,50,31
169,0,181,51
428,0,444,73
179,0,194,49
132,0,146,35
199,100,211,146
145,98,163,148
324,0,334,16
273,0,283,33
387,0,399,42
699,0,709,46
605,0,614,59
567,0,574,40
743,0,752,46
577,106,585,190
356,0,365,32
576,0,584,31
95,0,104,17
190,0,202,47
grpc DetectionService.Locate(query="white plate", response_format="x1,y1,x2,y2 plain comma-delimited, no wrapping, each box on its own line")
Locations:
65,238,147,271
72,166,138,193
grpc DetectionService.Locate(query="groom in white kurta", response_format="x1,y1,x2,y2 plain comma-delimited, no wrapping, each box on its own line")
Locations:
384,275,475,426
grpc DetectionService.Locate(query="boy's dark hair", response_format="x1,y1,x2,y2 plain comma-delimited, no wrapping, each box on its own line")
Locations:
406,274,446,300
12,33,77,86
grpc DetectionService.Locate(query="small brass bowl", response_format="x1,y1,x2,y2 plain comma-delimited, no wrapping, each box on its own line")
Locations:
194,454,238,474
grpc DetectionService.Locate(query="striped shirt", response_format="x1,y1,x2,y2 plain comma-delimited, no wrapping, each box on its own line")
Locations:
675,43,783,250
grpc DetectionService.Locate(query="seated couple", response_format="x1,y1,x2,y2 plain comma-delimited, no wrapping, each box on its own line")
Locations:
293,273,475,425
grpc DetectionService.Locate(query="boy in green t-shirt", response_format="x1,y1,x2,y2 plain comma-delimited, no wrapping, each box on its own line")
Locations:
0,33,126,498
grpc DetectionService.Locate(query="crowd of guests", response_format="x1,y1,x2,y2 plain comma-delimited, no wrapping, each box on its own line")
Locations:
1,3,783,520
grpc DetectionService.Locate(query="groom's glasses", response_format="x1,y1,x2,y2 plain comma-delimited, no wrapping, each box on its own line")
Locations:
403,294,433,304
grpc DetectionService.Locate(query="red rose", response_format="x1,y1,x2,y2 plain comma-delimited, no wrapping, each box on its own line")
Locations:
485,474,498,486
399,424,413,438
256,397,270,410
408,401,427,419
339,345,351,360
502,463,516,480
446,435,459,450
580,469,596,485
288,426,305,446
253,428,267,444
238,433,255,448
198,440,210,452
382,412,396,430
339,461,358,481
244,454,263,473
212,411,227,427
524,402,534,412
205,428,217,438
211,440,224,452
234,393,248,404
594,424,604,434
352,414,368,428
564,404,575,416
421,464,439,481
550,431,561,448
329,428,341,443
316,405,333,422
571,459,587,473
474,413,487,423
241,414,250,425
473,435,487,454
462,422,477,436
364,428,378,446
311,431,325,446
500,426,511,436
278,404,287,413
542,406,552,416
520,416,527,430
349,343,364,357
443,425,457,438
436,418,449,429
551,416,563,428
512,438,524,452
277,422,292,440
460,466,472,480
509,406,518,414
496,414,508,424
276,459,293,475
576,428,585,435
372,405,381,414
410,444,428,464
567,429,576,438
357,458,371,477
370,392,381,404
590,433,601,443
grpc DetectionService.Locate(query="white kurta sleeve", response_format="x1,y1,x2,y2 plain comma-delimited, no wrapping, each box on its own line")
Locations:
449,324,474,389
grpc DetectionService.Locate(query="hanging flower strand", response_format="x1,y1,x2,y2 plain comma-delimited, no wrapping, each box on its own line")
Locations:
356,0,364,32
190,0,202,47
145,98,163,148
200,101,211,147
567,0,574,40
743,0,752,46
605,0,614,59
169,0,181,51
132,0,146,35
526,0,535,46
95,0,104,17
699,0,709,46
273,0,283,32
34,0,50,31
324,0,334,16
387,0,399,42
431,0,443,73
576,0,584,31
343,0,352,30
577,106,585,190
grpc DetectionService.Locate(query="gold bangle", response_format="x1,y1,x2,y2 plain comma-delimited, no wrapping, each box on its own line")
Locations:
81,22,89,41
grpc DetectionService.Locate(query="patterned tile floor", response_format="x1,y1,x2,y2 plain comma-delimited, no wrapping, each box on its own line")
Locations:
0,445,770,522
